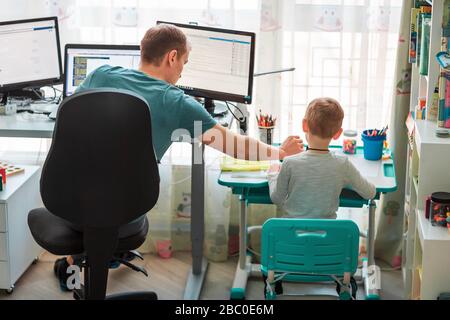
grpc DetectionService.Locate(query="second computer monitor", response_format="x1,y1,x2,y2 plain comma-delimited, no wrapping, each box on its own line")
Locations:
0,16,62,93
157,21,255,105
63,44,141,97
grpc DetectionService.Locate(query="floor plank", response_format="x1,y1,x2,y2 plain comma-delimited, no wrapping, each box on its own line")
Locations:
0,251,404,300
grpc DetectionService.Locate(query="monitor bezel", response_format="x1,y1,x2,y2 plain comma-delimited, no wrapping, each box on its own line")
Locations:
63,43,141,98
156,21,256,105
0,16,63,93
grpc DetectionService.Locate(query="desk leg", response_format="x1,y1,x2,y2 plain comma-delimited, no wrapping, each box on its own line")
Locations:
362,199,381,300
230,198,250,299
184,142,208,300
230,196,262,299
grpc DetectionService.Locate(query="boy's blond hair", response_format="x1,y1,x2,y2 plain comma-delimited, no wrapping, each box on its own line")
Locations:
305,97,344,139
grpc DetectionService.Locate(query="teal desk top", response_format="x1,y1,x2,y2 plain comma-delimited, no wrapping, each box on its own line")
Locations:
218,146,397,207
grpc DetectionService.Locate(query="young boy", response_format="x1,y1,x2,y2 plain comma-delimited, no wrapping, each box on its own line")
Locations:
268,97,376,218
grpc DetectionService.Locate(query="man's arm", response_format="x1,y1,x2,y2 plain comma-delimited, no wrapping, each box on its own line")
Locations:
201,124,303,160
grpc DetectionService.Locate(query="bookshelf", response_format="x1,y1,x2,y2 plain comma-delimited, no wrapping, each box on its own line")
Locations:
403,1,450,300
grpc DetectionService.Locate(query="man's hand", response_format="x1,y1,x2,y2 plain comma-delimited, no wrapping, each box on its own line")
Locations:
279,135,304,159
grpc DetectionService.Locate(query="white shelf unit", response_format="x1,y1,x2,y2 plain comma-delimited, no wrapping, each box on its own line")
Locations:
409,0,444,120
402,1,450,300
403,119,450,300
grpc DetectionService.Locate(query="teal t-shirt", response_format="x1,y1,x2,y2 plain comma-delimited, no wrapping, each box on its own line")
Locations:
76,65,217,160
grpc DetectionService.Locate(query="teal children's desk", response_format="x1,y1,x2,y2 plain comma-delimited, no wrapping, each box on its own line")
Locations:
218,146,397,300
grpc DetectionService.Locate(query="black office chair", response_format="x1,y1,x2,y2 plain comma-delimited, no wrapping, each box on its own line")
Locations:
27,89,160,300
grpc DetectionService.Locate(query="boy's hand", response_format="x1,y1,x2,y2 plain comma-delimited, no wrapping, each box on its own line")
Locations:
268,163,281,173
279,136,303,159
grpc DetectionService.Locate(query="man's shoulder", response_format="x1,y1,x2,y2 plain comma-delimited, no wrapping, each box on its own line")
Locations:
163,85,202,108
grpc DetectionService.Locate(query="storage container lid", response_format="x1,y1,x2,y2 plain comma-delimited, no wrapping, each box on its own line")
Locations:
431,192,450,204
343,130,358,137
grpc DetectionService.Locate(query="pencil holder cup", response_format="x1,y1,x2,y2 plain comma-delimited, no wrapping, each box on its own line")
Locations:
362,130,386,161
259,126,274,145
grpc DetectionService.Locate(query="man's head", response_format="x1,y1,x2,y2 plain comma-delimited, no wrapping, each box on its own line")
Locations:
302,97,344,143
140,24,191,84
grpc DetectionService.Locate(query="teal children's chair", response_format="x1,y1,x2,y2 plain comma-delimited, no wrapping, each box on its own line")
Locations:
261,218,360,300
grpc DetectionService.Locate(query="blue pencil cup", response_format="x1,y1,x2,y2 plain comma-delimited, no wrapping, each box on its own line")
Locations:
362,130,386,161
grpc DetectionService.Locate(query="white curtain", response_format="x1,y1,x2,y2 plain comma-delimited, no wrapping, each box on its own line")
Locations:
1,0,404,261
255,0,403,143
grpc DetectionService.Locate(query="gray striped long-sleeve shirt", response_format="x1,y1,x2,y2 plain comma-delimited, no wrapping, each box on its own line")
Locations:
268,151,376,219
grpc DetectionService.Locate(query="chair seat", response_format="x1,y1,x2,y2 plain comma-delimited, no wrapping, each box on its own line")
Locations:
28,208,149,256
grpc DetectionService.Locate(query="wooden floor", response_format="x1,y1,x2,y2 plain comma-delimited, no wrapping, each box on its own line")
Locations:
0,251,404,300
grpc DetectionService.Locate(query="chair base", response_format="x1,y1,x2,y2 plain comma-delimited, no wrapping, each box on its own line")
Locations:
74,285,157,300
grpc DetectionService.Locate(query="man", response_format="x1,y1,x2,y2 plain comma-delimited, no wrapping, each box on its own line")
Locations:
54,24,303,290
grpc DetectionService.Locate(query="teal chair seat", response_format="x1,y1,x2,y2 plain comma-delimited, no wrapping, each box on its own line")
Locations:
261,218,360,300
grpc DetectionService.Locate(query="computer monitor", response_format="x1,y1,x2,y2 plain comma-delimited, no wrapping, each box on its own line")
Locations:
63,44,141,97
157,21,255,112
0,17,62,98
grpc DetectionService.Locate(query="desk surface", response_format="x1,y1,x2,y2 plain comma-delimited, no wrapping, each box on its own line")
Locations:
0,101,233,139
218,147,397,193
0,165,40,202
0,112,55,139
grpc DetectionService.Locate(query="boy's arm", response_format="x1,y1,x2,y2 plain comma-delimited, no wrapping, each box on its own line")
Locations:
268,161,291,205
344,159,377,199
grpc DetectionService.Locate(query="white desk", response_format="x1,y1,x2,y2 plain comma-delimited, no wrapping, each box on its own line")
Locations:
0,113,54,138
0,102,234,300
0,165,42,293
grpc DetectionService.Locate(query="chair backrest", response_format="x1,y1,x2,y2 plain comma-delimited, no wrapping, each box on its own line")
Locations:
41,89,160,229
261,218,359,278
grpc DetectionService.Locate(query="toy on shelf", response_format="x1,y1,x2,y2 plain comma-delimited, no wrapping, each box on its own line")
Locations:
0,161,25,183
0,161,25,187
429,192,450,227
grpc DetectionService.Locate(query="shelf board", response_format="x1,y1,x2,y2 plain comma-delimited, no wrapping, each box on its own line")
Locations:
414,120,450,154
417,209,450,249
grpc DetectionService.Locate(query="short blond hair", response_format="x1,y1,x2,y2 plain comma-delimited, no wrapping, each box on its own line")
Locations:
305,98,344,139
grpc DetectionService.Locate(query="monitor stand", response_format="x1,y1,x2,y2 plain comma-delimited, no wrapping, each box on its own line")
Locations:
203,98,228,116
204,98,216,115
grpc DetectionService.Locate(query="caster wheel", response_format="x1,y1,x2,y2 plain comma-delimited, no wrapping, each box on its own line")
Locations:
6,286,14,294
32,257,39,265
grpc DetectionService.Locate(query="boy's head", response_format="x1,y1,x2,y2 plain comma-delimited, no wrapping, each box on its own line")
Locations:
302,97,344,141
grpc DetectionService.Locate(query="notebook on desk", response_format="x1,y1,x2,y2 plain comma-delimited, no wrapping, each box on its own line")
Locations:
220,156,270,172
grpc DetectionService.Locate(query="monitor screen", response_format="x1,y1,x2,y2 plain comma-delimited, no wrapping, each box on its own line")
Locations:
64,44,141,97
157,21,255,104
0,17,62,92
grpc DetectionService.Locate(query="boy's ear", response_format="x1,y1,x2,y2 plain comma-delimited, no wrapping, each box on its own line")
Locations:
302,119,308,132
332,128,343,140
